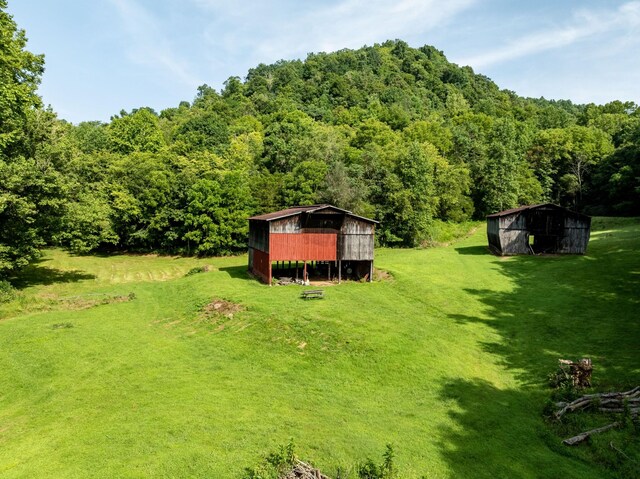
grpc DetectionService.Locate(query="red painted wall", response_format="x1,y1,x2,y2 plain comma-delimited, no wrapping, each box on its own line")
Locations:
251,248,271,283
270,233,337,261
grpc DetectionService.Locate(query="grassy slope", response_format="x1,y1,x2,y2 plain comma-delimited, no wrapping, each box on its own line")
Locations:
0,218,638,478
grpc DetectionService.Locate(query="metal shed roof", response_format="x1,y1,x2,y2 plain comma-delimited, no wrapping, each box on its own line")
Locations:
249,204,379,223
486,203,589,219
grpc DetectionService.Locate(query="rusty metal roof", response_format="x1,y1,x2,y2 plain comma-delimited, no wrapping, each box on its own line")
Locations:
486,203,589,219
249,204,378,223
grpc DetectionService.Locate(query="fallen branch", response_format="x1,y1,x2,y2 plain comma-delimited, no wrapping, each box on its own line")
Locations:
555,386,640,419
563,422,620,446
609,441,634,462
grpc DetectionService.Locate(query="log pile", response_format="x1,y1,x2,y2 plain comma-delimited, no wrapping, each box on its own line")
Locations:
554,386,639,446
554,386,640,419
283,460,331,479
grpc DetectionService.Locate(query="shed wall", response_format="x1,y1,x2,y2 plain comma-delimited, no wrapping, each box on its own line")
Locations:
558,227,590,254
248,221,270,252
269,233,337,261
250,248,271,283
487,217,502,253
489,207,591,255
500,230,531,255
341,217,375,235
339,234,374,260
270,217,301,233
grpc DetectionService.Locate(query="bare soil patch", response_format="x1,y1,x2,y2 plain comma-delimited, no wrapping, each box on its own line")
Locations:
202,298,245,319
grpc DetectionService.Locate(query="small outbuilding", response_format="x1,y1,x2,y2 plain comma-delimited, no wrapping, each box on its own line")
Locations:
487,203,591,255
248,204,378,284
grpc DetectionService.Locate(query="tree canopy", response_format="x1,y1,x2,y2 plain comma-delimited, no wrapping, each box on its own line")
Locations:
1,3,638,274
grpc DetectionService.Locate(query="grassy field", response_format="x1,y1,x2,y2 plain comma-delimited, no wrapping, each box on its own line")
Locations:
0,218,638,478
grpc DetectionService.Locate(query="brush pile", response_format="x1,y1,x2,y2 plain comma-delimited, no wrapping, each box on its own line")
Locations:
282,460,331,479
555,386,640,419
554,386,639,445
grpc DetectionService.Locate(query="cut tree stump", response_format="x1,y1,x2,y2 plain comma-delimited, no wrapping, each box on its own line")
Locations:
558,358,593,388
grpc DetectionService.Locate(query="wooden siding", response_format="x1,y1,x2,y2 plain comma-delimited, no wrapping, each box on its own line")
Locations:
500,213,527,230
249,247,271,283
270,216,301,233
500,229,531,255
487,217,501,253
269,233,337,261
558,228,590,254
488,207,591,255
341,217,375,235
339,234,374,260
248,221,270,252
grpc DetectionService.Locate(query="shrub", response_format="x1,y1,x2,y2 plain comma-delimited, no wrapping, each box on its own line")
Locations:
358,444,396,479
0,280,16,303
185,266,210,277
243,441,296,479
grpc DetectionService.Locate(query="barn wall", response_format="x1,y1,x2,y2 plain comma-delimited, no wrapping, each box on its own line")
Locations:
558,227,591,254
489,207,591,256
248,221,270,252
250,247,271,283
270,233,337,261
500,229,530,255
341,217,375,235
500,213,527,230
487,217,502,253
339,234,374,260
270,217,301,233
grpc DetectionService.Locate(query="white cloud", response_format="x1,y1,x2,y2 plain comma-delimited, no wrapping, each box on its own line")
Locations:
108,0,203,88
192,0,477,67
457,1,640,68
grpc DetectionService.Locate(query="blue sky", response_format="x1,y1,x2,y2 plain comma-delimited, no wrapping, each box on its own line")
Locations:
7,0,640,124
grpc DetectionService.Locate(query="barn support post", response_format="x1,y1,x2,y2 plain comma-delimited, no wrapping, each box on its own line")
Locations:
369,261,373,282
338,260,342,284
328,262,331,281
303,261,307,283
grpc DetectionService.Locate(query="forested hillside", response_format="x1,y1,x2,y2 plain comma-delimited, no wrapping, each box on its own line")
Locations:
1,0,638,273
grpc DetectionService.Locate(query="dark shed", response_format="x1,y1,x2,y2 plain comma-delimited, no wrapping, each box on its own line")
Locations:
487,204,591,255
248,204,378,284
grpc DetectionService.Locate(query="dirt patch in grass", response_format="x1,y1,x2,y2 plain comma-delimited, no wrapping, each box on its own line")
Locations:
202,298,245,319
192,298,247,332
56,292,136,310
373,268,394,282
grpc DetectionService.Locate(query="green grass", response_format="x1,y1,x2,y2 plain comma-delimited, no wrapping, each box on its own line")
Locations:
1,218,638,478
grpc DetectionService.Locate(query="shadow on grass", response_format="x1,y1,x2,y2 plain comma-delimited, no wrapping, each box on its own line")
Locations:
454,245,491,255
437,378,574,479
219,265,253,280
9,261,96,289
438,219,640,478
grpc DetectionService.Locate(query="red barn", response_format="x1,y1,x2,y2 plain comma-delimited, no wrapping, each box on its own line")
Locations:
248,205,377,284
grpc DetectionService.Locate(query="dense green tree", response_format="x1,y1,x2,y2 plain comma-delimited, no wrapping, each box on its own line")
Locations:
183,171,254,255
0,4,67,274
528,125,614,207
108,108,166,154
7,35,637,259
282,160,328,205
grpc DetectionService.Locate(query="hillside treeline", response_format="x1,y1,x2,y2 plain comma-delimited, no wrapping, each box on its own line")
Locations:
1,1,639,274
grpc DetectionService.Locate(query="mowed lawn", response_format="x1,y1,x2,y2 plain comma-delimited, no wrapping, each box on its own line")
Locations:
0,219,638,478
